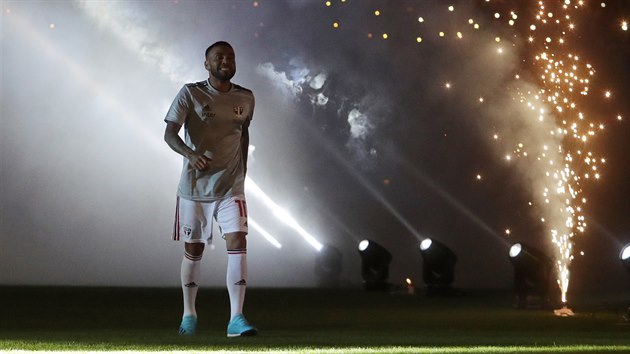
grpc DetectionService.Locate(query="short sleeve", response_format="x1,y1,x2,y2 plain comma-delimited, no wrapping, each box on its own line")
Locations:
249,94,255,123
164,85,190,126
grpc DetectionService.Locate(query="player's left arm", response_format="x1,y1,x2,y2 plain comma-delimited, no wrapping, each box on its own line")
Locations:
241,97,254,175
241,118,251,175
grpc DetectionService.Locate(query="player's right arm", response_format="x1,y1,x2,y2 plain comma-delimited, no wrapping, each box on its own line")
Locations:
164,121,210,170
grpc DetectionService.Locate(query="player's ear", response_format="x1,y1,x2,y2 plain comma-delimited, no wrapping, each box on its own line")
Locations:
204,60,210,70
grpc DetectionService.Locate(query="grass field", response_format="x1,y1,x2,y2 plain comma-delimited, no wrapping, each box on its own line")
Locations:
1,286,629,353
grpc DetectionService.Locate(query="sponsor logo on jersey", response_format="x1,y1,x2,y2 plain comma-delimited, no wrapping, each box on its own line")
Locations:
234,279,247,286
202,104,215,119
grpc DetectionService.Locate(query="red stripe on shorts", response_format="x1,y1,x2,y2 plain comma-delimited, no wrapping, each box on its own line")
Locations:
235,199,247,217
172,196,180,241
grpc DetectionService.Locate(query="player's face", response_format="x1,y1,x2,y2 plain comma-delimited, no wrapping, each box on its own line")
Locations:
205,45,236,82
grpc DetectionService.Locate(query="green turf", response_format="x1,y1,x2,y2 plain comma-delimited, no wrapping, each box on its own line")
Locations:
1,286,629,353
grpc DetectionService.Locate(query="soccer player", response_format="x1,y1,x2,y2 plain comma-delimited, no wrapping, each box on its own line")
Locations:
163,41,257,337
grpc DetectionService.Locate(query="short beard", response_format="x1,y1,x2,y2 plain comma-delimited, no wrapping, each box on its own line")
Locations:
211,68,235,82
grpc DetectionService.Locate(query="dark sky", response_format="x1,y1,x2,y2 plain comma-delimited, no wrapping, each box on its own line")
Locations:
1,0,629,294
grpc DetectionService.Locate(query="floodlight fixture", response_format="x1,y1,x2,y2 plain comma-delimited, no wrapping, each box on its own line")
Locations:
315,244,343,287
418,238,458,296
508,242,553,308
620,244,630,274
620,245,630,325
357,239,392,291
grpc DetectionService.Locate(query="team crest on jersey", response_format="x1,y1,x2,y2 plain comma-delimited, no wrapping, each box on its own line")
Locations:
233,106,244,118
182,225,192,237
202,104,215,119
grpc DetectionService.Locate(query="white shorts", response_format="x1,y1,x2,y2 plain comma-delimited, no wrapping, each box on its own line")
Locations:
172,195,248,244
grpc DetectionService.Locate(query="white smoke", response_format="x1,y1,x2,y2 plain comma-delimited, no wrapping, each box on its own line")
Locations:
309,72,327,90
485,81,568,229
256,59,332,107
311,92,329,106
76,0,196,84
256,59,384,162
256,62,304,97
347,108,372,140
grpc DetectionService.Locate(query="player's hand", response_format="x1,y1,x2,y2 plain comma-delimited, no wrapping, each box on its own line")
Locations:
189,154,211,170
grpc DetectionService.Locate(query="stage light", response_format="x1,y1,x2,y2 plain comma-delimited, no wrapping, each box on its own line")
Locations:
419,238,458,296
508,242,553,308
315,244,343,287
357,239,392,291
620,244,630,274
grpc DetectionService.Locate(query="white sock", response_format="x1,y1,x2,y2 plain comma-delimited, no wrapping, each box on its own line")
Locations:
226,249,247,320
181,252,202,318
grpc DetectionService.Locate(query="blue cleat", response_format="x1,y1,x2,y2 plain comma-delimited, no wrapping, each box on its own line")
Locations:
178,315,197,336
227,314,257,337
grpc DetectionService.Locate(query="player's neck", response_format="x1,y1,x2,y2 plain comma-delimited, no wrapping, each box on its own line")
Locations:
208,77,232,92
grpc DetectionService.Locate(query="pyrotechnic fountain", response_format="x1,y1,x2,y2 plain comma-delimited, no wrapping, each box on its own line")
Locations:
509,1,617,312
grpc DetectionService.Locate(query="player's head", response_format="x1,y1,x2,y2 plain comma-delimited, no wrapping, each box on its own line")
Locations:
204,41,235,83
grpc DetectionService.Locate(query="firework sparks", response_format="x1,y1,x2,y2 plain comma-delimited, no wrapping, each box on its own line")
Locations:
320,0,624,300
508,0,618,304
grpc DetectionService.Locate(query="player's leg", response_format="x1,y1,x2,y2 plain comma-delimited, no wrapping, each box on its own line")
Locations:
174,197,212,336
179,242,203,335
216,196,257,337
225,231,256,337
181,242,204,315
225,232,248,320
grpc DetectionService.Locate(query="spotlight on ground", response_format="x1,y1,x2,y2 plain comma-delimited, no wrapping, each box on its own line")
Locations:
315,244,343,287
419,238,458,296
620,244,630,275
508,242,553,308
358,240,392,291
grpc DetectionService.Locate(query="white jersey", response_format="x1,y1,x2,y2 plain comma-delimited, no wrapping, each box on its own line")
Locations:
165,79,254,201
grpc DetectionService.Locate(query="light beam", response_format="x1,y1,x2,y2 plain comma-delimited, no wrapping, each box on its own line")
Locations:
246,177,324,252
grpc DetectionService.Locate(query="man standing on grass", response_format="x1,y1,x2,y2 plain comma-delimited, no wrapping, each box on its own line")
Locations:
163,41,257,337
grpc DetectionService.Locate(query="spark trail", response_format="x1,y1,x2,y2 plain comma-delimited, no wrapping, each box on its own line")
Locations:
509,0,613,303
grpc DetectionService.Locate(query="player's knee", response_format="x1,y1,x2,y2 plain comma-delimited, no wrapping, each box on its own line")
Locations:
184,242,205,259
225,232,247,250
